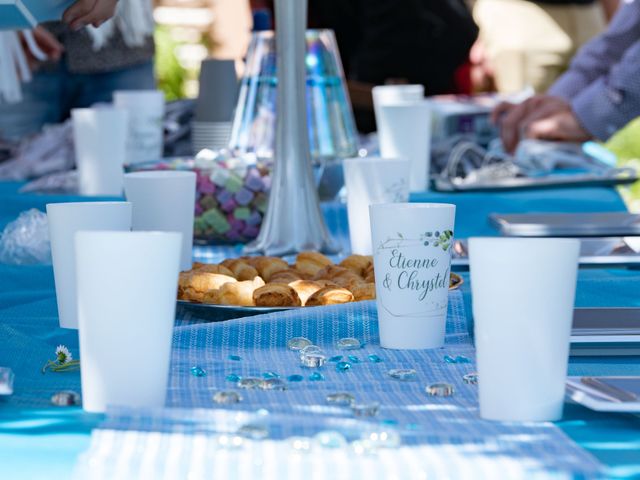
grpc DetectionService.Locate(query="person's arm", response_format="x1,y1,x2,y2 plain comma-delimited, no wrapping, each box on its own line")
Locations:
548,0,639,101
62,0,118,30
570,39,640,140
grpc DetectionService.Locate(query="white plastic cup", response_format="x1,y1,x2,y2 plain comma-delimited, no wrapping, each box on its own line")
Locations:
372,84,424,123
370,203,456,349
72,107,128,196
46,202,132,329
75,231,182,413
123,171,196,271
468,238,580,422
343,157,410,255
377,101,432,192
113,90,165,165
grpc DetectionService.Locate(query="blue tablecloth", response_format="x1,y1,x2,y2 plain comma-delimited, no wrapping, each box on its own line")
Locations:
1,182,639,479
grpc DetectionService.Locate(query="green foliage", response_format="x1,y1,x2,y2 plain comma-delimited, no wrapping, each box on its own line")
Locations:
154,26,187,101
605,117,640,211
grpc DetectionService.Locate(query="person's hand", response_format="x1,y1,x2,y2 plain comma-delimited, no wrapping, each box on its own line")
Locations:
19,27,64,70
524,109,591,144
62,0,118,31
492,95,575,152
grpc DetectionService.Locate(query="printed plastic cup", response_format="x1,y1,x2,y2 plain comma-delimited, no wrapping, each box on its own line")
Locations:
124,171,196,271
377,101,432,192
72,107,128,195
47,202,132,329
469,237,580,422
343,157,410,255
113,90,165,165
76,231,182,413
370,203,456,349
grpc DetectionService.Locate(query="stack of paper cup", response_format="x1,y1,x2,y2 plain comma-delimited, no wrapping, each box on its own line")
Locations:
372,85,432,192
192,59,239,153
113,90,165,165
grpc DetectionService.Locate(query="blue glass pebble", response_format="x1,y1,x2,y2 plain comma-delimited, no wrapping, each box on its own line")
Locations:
406,423,421,431
190,366,207,377
380,419,399,426
287,374,304,382
386,369,417,381
444,355,457,364
226,373,242,382
368,354,383,363
309,372,325,381
347,355,360,363
262,371,280,379
336,361,351,372
328,355,343,363
455,355,471,364
228,354,242,361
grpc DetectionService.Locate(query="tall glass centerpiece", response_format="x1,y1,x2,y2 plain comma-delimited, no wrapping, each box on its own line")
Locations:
243,0,343,256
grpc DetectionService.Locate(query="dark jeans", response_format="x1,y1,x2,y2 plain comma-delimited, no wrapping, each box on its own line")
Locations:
0,60,155,142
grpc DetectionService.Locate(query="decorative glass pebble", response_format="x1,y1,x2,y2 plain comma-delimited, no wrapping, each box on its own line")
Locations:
190,366,207,377
226,373,242,382
237,377,262,389
228,354,242,361
262,371,280,379
406,423,421,431
51,390,81,407
287,337,312,351
455,355,471,364
364,430,401,449
290,436,313,453
309,372,325,381
212,391,242,405
368,354,383,363
463,372,479,385
444,355,457,364
347,355,360,363
336,337,361,350
426,383,455,397
238,424,269,440
387,369,417,381
314,430,347,449
300,353,326,368
351,440,377,456
260,378,287,391
256,408,270,416
325,392,355,406
287,374,304,382
335,361,351,372
380,419,399,426
352,401,380,417
300,345,323,357
328,355,343,363
217,434,244,449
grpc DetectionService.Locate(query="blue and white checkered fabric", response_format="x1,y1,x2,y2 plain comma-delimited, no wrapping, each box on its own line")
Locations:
74,291,604,480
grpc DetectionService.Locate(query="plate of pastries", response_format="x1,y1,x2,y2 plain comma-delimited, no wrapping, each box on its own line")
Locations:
177,252,463,317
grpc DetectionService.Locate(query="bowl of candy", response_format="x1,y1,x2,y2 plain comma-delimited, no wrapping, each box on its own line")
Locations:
125,150,273,245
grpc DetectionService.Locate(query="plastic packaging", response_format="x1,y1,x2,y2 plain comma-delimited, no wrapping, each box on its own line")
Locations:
0,209,51,265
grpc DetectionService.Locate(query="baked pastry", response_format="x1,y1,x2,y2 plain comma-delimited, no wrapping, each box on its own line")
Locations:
295,251,333,277
252,256,289,281
253,284,302,307
218,277,265,306
288,280,325,306
363,263,375,283
269,269,304,284
193,263,235,277
221,259,260,281
185,271,237,293
339,255,372,277
349,283,376,301
305,286,354,306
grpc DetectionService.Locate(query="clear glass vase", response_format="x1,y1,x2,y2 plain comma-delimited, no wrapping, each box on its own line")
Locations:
229,29,358,177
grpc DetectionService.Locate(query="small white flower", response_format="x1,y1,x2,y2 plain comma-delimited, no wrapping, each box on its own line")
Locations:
55,345,72,364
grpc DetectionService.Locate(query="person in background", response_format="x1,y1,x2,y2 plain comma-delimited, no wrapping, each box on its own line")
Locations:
472,0,619,94
310,0,479,132
493,0,640,152
0,0,155,142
